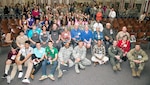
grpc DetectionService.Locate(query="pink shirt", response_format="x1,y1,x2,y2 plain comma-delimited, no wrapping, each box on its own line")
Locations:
32,10,40,17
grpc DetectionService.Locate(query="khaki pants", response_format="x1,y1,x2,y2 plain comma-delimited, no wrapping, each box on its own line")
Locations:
91,54,109,64
5,63,17,79
18,58,33,78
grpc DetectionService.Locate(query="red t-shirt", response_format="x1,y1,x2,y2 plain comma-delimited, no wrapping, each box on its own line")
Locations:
96,12,102,21
7,51,18,63
61,31,71,41
117,40,130,53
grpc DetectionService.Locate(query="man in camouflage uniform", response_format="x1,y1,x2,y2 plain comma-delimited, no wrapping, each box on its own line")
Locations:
127,44,148,77
73,40,91,74
57,41,74,78
108,40,123,71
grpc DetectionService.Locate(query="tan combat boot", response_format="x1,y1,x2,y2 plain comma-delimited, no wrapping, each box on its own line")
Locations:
57,68,63,78
131,69,136,77
116,63,121,71
113,66,117,71
30,69,35,80
136,70,142,77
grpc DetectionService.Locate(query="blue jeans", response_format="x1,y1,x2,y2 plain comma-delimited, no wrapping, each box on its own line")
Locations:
42,59,58,75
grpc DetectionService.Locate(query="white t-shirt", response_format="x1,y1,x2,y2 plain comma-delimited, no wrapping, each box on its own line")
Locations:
19,47,33,57
109,10,116,18
93,22,104,32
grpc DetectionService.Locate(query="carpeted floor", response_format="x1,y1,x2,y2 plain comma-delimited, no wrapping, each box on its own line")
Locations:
0,46,149,85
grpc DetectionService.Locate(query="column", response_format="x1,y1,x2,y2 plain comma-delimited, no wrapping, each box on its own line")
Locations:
129,0,136,8
145,0,150,12
148,0,150,13
66,0,69,4
119,0,125,10
48,0,51,5
41,0,44,4
59,0,62,4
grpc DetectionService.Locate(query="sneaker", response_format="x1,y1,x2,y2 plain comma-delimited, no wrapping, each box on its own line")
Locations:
48,74,55,81
113,66,117,71
18,72,23,78
22,78,30,84
7,75,11,84
39,75,47,81
2,74,8,79
93,62,99,67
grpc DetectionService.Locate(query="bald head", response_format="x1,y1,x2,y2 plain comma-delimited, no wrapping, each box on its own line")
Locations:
106,23,111,29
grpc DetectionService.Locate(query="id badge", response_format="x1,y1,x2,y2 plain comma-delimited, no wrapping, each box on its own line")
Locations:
11,55,16,60
124,44,127,47
78,32,81,35
138,55,142,59
110,29,113,34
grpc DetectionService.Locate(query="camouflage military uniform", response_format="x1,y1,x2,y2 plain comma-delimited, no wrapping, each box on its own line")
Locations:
127,48,148,71
108,46,123,67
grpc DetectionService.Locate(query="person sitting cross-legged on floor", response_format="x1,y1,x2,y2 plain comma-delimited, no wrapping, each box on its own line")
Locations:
39,41,58,81
2,45,18,84
108,40,123,72
91,39,109,66
127,44,148,77
57,41,74,78
73,40,91,74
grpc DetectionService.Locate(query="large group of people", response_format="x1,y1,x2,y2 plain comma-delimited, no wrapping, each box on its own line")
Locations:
1,2,149,84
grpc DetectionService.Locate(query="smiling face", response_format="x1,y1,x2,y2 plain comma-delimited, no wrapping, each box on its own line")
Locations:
135,45,141,51
78,41,83,48
106,23,111,29
122,26,127,32
52,23,57,30
122,35,128,41
36,43,41,49
48,41,53,48
25,43,30,49
97,40,102,47
113,40,117,47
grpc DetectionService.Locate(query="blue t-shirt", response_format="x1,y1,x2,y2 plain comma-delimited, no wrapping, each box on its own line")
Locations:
93,31,104,40
81,30,93,41
34,47,45,58
71,28,82,41
28,28,42,38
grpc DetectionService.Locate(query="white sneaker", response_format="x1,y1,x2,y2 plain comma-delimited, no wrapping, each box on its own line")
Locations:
22,78,30,84
7,75,11,84
18,72,23,78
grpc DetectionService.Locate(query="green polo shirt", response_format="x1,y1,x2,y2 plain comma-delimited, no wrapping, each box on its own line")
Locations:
45,46,58,59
